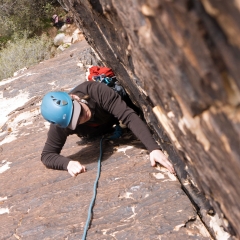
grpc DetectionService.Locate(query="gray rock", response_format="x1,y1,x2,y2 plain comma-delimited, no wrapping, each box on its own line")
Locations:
53,33,65,46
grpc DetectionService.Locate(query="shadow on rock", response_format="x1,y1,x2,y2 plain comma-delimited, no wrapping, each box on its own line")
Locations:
67,131,145,168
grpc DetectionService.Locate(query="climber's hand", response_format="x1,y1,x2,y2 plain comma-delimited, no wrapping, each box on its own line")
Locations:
150,149,175,175
67,160,86,177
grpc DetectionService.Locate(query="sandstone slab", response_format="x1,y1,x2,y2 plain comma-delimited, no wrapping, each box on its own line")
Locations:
0,41,210,239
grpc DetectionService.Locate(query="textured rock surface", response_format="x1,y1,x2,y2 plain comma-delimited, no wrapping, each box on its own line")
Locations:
60,0,240,239
0,41,211,239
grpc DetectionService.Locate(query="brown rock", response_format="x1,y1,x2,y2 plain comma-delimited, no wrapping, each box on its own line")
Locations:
0,41,210,239
59,0,240,238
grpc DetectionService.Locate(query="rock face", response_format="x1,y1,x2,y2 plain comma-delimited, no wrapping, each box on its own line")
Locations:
60,0,240,238
0,41,211,239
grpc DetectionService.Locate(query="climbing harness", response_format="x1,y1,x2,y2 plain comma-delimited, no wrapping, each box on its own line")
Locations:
81,136,104,240
108,124,123,140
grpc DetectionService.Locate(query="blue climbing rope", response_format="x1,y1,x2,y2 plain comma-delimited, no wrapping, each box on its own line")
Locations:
82,136,104,240
81,127,122,239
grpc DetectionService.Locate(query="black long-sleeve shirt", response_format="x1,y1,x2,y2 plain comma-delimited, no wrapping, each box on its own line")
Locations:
41,81,159,170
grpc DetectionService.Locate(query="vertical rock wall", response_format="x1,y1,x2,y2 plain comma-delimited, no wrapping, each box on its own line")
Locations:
61,0,240,238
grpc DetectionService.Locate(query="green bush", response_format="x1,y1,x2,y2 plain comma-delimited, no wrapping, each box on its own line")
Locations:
0,33,53,80
0,0,64,38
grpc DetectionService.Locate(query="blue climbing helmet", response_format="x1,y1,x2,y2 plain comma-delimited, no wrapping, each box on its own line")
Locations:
41,91,81,130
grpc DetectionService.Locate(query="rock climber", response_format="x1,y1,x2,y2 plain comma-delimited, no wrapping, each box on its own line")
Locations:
52,14,65,29
40,81,175,177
